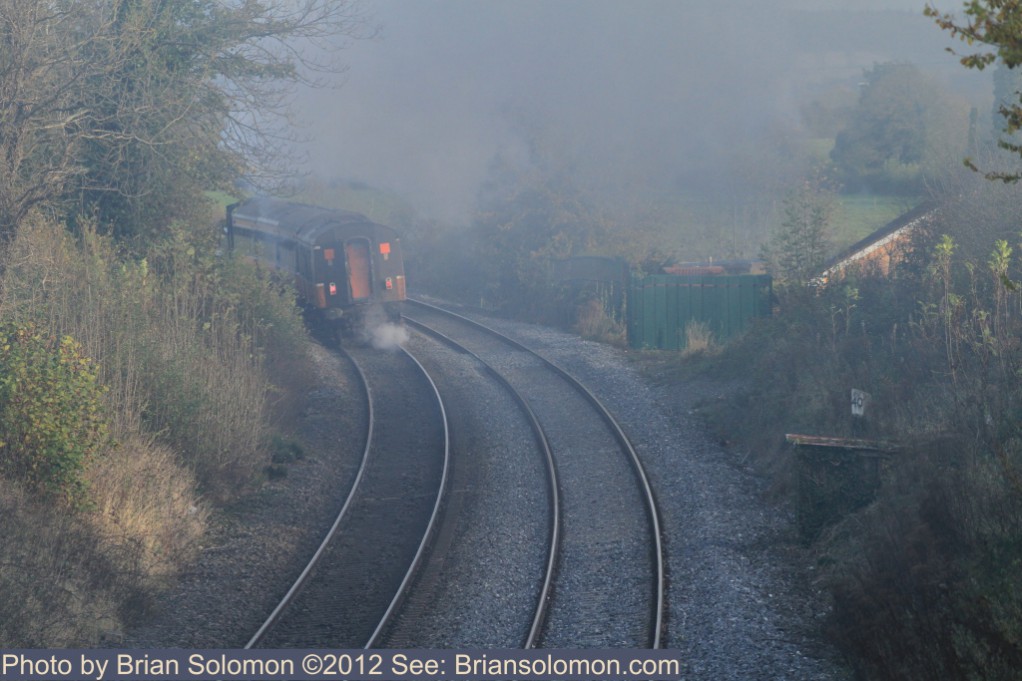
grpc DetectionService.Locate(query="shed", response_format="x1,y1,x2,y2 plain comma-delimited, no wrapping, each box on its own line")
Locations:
816,202,937,285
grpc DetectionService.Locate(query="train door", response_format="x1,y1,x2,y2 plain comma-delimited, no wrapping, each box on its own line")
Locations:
313,244,342,307
345,238,372,301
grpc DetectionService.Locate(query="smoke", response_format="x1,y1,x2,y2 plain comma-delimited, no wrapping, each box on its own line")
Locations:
297,1,967,225
357,304,409,350
369,321,410,350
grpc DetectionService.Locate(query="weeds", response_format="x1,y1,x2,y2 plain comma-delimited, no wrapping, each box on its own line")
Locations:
0,323,110,505
701,210,1022,678
0,210,308,644
574,298,627,345
681,319,716,357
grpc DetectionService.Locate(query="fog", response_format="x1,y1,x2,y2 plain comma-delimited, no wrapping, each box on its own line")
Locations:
298,0,982,225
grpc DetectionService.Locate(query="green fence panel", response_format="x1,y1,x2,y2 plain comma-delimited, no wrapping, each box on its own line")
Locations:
628,274,772,350
664,279,678,350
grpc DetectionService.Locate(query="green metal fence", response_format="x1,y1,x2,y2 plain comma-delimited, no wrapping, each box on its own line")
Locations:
628,274,772,350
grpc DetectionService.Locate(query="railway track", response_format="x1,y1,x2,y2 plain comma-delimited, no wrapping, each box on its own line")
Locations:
246,343,450,649
117,299,843,678
373,319,560,648
403,299,665,648
246,301,663,649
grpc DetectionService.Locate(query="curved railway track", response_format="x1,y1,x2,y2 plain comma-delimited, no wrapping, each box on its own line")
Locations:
246,302,664,649
374,318,561,648
404,299,665,649
246,344,450,649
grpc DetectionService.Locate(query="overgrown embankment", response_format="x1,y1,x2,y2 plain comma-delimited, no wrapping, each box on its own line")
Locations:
0,211,310,645
693,179,1022,679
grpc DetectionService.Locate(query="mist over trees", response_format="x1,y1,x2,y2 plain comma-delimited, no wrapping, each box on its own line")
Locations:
5,0,1022,664
684,5,1022,678
927,0,1022,179
0,0,369,247
830,62,970,193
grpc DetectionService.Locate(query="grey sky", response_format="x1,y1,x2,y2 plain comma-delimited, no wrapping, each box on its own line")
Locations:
297,1,981,223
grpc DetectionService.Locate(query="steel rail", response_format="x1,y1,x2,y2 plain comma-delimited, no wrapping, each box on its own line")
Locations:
403,316,561,648
246,344,451,650
364,346,452,648
245,346,375,649
406,298,666,648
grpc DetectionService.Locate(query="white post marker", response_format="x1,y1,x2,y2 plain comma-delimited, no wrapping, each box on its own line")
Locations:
851,388,870,417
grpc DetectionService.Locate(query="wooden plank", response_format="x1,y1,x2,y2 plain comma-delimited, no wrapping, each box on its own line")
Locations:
786,433,898,452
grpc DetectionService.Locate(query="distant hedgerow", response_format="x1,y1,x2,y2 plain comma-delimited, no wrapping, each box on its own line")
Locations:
0,323,109,505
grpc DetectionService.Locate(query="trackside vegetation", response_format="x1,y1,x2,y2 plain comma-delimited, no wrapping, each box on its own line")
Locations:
0,324,109,506
688,168,1022,679
407,3,1022,675
0,211,311,646
6,0,1022,667
0,0,357,645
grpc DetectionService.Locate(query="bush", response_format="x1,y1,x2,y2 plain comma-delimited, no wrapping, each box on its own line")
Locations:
0,216,218,644
699,218,1022,678
822,442,1022,680
0,323,109,505
1,215,309,501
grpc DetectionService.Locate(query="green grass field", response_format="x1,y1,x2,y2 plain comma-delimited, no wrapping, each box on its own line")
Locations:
830,194,922,254
204,190,239,211
632,190,923,264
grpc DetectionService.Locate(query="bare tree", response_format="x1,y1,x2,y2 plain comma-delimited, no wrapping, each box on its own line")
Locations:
0,0,371,246
79,0,372,236
0,2,106,242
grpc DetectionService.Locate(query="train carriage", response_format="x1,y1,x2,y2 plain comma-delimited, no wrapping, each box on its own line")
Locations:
226,197,406,333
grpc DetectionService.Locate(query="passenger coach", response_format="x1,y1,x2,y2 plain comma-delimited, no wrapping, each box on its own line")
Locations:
226,197,406,333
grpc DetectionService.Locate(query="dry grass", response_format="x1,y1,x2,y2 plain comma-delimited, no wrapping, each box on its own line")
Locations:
85,432,207,583
0,215,288,500
0,480,129,645
682,319,717,357
0,211,308,645
0,437,207,645
574,298,627,345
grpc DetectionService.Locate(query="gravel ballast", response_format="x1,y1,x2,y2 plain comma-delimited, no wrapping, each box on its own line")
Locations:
111,318,852,679
475,316,852,680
